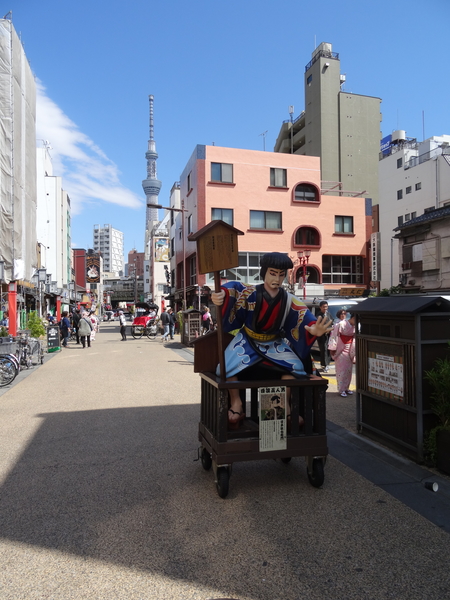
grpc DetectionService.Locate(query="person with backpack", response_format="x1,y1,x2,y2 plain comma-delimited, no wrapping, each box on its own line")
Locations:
78,311,93,348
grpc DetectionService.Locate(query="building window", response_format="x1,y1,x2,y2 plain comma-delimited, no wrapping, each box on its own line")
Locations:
334,216,353,234
397,158,402,168
190,255,197,285
294,226,320,246
187,172,192,192
398,216,404,227
211,208,233,225
250,210,282,230
205,251,266,286
405,213,411,222
415,182,422,191
270,168,287,188
294,183,318,202
322,255,363,284
397,189,403,200
188,214,193,234
411,211,417,219
211,162,233,183
406,186,412,194
171,238,174,258
307,74,312,85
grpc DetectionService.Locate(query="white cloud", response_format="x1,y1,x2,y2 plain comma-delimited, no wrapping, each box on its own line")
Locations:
36,80,142,215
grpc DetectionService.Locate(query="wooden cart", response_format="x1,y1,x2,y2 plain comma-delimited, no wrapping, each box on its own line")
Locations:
194,332,328,498
189,221,328,498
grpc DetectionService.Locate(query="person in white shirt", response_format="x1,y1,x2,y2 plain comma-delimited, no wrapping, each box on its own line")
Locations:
119,311,127,341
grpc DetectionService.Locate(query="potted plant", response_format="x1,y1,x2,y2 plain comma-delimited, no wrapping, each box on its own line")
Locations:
424,351,450,475
26,311,46,339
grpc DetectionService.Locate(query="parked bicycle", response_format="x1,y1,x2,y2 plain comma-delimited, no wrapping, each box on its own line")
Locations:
0,353,19,387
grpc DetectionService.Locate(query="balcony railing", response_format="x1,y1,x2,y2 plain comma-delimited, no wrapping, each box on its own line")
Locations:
305,50,339,72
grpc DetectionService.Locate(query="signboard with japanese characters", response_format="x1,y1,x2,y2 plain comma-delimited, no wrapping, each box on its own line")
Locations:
368,352,403,400
259,386,287,451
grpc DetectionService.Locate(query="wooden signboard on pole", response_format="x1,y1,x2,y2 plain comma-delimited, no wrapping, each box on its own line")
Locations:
188,220,244,380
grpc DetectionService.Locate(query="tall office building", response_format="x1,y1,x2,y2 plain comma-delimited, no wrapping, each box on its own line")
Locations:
142,95,162,259
274,42,381,204
93,224,124,275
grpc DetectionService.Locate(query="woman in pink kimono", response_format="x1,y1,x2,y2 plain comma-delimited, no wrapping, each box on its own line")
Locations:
328,313,355,397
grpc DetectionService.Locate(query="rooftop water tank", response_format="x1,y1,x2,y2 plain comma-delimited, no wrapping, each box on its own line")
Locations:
392,130,406,143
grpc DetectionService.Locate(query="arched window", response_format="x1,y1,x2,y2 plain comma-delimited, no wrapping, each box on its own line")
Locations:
294,183,319,202
294,226,321,247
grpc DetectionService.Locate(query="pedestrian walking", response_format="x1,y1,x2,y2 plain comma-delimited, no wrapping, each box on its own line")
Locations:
168,307,176,340
160,307,170,342
201,305,211,334
316,300,332,372
118,310,127,340
59,311,71,348
89,311,98,341
328,312,356,397
78,311,93,348
72,309,81,344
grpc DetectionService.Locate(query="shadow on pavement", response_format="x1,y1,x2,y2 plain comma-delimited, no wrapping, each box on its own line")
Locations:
0,403,449,599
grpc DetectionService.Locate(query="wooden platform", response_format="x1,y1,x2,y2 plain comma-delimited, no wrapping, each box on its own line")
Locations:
198,372,328,466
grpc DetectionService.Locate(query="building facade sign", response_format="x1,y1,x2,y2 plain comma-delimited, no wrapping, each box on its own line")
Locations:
380,134,392,155
154,238,169,262
86,256,100,283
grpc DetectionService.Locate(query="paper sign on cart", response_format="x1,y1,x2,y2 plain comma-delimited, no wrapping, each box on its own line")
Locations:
258,386,287,452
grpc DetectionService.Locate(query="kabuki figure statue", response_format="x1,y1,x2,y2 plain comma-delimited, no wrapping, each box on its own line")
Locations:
212,252,333,428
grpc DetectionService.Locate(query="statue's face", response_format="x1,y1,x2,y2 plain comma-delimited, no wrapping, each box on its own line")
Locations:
264,268,286,296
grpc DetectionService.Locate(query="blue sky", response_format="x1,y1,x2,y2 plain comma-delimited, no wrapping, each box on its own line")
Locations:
6,0,450,259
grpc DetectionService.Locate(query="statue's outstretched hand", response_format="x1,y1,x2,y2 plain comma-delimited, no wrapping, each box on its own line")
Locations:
305,315,334,337
211,290,225,306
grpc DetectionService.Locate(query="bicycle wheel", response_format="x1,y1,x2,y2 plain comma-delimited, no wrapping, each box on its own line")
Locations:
146,323,158,339
131,326,144,339
0,356,18,386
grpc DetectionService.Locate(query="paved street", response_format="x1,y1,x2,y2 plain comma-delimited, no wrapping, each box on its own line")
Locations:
0,321,449,600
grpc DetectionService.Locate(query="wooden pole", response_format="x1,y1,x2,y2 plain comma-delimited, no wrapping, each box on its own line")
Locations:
214,271,226,381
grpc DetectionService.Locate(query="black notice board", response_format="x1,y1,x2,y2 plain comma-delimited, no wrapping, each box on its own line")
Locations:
47,325,61,351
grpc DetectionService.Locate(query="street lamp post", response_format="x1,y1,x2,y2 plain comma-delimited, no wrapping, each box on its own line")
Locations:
297,249,311,300
37,268,47,318
152,203,187,311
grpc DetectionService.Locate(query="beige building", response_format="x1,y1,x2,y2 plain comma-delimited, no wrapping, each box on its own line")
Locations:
394,206,450,293
274,42,381,206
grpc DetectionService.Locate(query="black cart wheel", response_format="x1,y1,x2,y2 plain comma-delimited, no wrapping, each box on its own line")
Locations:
307,458,324,488
216,467,229,498
281,457,292,464
201,448,212,471
131,326,144,339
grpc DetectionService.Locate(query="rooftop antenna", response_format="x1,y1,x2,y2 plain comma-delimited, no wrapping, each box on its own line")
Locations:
259,130,268,151
422,110,425,141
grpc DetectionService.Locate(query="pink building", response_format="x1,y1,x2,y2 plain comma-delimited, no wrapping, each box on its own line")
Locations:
174,145,370,307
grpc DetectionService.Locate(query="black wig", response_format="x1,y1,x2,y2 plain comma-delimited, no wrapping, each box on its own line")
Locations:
260,252,293,280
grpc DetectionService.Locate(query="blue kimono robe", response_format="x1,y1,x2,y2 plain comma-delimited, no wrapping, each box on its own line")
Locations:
217,282,317,378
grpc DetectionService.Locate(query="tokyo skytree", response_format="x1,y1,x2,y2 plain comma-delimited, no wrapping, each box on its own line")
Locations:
142,94,162,257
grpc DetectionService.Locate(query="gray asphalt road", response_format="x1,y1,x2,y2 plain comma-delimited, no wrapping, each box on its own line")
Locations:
0,322,449,600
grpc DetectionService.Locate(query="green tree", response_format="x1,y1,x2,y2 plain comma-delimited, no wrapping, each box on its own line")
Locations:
27,311,46,338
